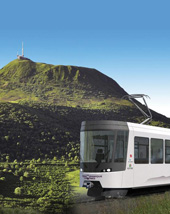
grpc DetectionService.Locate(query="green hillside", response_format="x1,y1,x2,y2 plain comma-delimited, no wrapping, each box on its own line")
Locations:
0,59,170,161
0,59,128,108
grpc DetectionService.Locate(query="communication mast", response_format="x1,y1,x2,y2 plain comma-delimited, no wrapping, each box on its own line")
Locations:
17,42,30,60
22,42,24,57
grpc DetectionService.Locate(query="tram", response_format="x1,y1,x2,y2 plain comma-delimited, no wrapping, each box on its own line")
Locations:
79,95,170,197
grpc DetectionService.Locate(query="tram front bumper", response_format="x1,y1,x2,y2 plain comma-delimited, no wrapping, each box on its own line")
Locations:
80,171,123,189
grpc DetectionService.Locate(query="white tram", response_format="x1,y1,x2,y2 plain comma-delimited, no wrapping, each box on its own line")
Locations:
80,120,170,197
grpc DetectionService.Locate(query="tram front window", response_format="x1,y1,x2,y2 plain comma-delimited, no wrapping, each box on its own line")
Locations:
80,131,115,163
80,130,128,172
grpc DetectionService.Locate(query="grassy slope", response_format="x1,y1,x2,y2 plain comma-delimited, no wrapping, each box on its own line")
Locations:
0,59,170,161
0,59,129,107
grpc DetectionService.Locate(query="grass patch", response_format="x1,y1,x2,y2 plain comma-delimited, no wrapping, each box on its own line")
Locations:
67,169,80,187
66,169,88,203
71,192,170,214
131,192,170,214
0,208,40,214
0,160,73,213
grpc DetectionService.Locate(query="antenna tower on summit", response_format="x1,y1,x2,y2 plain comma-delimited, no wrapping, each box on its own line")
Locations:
17,42,30,60
22,42,24,57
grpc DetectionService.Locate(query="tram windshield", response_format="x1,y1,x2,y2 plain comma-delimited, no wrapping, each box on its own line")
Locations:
80,130,129,169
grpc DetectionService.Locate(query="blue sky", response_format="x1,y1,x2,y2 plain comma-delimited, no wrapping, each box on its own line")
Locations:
0,0,170,117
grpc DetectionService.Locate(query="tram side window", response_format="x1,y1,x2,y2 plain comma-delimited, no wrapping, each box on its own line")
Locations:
165,140,170,163
151,138,163,164
134,137,149,164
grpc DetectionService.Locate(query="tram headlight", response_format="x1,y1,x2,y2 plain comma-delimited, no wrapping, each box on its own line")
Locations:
80,168,83,172
101,168,112,172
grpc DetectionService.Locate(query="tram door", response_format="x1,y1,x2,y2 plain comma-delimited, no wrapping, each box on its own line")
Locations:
133,136,150,187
